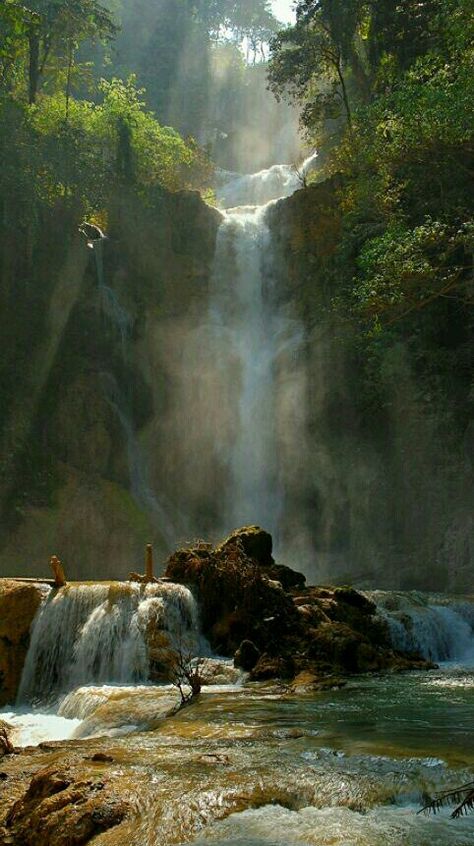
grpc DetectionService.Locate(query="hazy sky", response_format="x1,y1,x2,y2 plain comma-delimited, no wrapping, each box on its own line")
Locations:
272,0,296,24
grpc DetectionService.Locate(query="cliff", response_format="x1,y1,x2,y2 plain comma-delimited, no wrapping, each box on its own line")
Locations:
0,190,221,580
267,180,474,592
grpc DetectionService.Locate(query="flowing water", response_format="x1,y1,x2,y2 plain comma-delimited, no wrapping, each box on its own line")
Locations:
2,587,474,844
3,161,474,841
187,156,316,539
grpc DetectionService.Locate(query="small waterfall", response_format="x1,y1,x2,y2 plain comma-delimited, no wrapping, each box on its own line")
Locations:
82,223,133,354
215,153,317,208
369,591,474,663
101,372,178,546
17,581,199,704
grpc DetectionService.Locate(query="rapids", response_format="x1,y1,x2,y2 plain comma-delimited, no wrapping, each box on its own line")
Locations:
2,586,474,844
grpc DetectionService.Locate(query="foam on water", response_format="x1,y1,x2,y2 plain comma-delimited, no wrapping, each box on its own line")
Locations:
17,581,199,704
216,153,317,209
369,591,474,663
1,710,81,746
192,803,474,846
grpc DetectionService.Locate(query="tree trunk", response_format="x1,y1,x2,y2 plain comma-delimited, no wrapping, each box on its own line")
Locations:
28,32,40,105
335,60,353,133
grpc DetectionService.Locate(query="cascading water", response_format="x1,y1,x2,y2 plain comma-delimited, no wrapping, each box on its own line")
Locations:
369,591,474,663
204,156,315,537
17,581,199,705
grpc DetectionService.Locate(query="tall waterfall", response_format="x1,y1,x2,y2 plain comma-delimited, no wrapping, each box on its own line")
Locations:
17,582,199,704
203,156,315,538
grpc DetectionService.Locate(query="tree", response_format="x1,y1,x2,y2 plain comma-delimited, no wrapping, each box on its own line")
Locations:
153,626,203,705
268,11,355,133
23,0,117,104
0,2,37,92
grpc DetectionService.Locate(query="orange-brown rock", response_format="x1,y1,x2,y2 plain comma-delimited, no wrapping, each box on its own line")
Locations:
165,528,435,682
1,765,128,846
0,580,43,706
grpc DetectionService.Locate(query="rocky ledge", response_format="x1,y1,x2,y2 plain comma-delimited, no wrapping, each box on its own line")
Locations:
0,581,44,707
165,526,434,683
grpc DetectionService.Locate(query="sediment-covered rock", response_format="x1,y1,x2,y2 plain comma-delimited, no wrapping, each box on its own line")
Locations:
0,580,43,706
165,527,433,682
0,765,128,846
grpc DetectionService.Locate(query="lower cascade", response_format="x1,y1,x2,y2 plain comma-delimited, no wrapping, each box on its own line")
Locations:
17,581,199,704
370,591,474,663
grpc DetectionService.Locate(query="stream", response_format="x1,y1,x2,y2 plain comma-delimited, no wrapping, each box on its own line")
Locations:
2,586,474,845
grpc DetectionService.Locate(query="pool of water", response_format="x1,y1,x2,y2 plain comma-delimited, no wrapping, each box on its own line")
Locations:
2,665,474,846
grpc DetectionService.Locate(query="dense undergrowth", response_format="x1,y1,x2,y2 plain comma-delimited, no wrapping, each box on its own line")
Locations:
269,0,473,443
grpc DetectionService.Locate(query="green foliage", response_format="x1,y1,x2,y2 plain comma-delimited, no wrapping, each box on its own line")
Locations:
270,0,474,429
0,79,212,242
354,220,474,323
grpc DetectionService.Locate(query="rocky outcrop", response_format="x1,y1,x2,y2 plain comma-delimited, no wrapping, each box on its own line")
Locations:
0,581,43,706
0,765,128,846
165,527,433,681
0,721,13,759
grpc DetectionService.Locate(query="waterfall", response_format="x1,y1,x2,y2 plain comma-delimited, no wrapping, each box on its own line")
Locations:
369,591,474,663
215,154,317,208
199,156,315,538
17,581,199,704
82,224,133,354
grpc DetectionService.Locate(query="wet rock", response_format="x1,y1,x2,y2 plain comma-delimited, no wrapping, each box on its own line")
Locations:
165,531,301,656
234,640,260,672
0,723,13,759
0,582,43,706
250,654,295,681
165,528,434,683
2,765,128,846
197,658,242,685
217,526,274,566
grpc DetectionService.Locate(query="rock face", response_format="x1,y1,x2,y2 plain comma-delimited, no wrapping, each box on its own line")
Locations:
0,581,43,706
165,528,431,681
0,765,128,846
0,188,221,580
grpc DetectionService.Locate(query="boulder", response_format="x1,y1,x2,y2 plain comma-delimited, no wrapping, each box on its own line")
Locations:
2,766,128,846
165,534,301,656
250,654,295,681
234,640,260,672
0,721,13,759
216,526,274,566
165,528,434,683
0,580,43,706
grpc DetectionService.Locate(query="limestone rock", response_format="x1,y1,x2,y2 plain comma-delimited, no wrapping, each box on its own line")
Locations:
217,526,274,566
0,722,13,759
165,529,436,683
2,766,128,846
0,581,43,706
250,654,295,681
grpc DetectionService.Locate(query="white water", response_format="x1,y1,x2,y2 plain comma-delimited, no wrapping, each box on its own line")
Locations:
207,156,314,535
216,154,317,208
369,591,474,663
17,581,199,704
